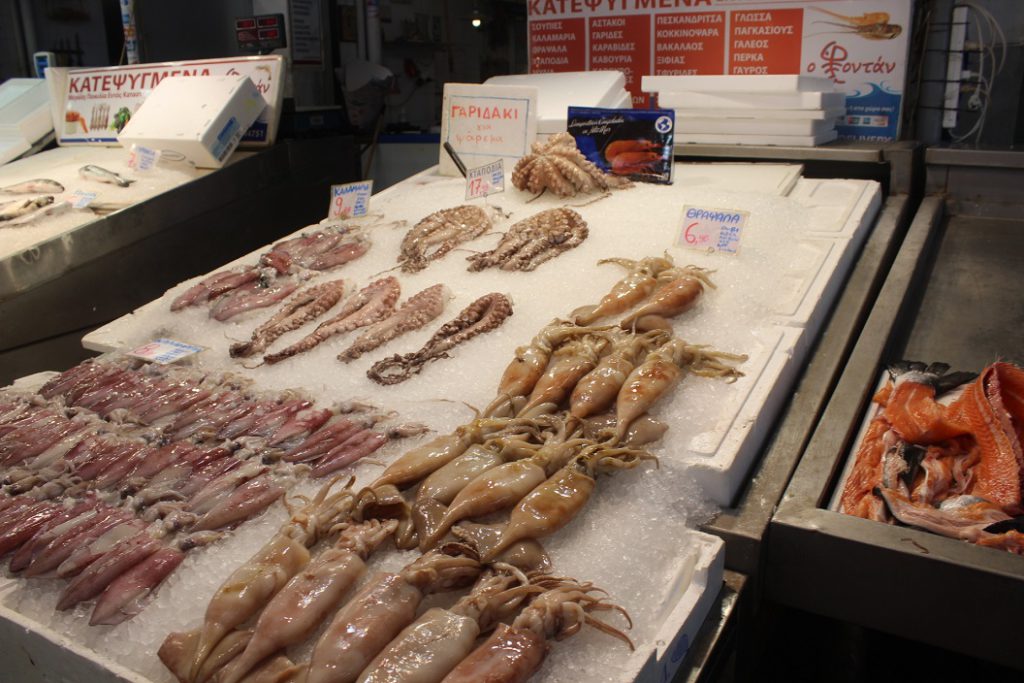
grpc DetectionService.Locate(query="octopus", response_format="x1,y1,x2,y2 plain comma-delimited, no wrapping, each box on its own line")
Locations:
367,293,513,385
511,132,630,198
229,279,349,358
338,283,451,362
263,277,401,365
467,208,588,272
260,227,370,274
399,205,493,273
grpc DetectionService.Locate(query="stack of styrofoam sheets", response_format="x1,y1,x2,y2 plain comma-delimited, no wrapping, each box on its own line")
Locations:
642,75,843,147
485,71,631,136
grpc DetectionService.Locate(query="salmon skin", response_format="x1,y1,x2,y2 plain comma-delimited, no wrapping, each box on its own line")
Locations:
841,360,1024,553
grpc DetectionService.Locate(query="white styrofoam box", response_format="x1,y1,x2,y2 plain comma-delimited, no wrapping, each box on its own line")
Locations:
792,178,884,240
0,78,53,144
657,91,846,111
485,71,630,134
673,107,844,121
642,74,835,94
677,130,839,147
117,75,264,168
675,117,836,136
633,532,724,682
682,325,802,505
0,138,30,166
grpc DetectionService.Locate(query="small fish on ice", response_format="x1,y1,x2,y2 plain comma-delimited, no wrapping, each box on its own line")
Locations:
79,165,135,187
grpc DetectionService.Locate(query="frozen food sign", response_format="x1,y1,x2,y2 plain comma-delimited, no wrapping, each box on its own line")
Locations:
53,55,284,147
527,0,911,141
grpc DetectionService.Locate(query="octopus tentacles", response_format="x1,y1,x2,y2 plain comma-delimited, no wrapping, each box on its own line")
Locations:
230,279,349,358
467,208,588,272
264,277,401,365
338,283,451,362
367,293,513,385
399,205,492,273
512,132,631,198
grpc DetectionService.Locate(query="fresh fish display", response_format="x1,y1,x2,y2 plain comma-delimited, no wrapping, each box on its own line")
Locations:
512,132,630,198
467,208,589,272
0,354,403,629
400,205,493,273
840,361,1024,553
338,283,451,362
79,164,135,187
208,276,299,322
0,178,65,194
264,277,401,365
170,266,261,311
367,292,514,385
261,227,370,273
230,279,349,358
0,196,55,222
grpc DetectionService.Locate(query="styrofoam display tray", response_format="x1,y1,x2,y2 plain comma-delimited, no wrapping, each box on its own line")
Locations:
0,161,877,682
0,145,211,262
641,74,834,93
655,91,846,111
675,117,836,136
671,107,844,121
676,130,840,147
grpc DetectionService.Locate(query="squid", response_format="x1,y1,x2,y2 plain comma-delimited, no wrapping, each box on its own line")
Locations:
440,576,633,683
620,266,715,330
572,256,676,325
607,337,746,445
515,336,610,418
216,519,397,683
455,447,654,563
357,565,540,683
164,477,356,683
304,543,482,683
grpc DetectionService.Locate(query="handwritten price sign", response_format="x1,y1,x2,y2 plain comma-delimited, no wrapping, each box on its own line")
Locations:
677,205,748,255
465,160,505,200
328,180,373,219
128,338,203,364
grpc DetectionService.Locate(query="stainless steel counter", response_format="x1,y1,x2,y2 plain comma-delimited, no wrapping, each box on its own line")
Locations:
0,136,360,383
769,149,1024,669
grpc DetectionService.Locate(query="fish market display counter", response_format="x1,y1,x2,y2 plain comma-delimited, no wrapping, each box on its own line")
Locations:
769,148,1024,669
0,137,359,384
1,155,888,683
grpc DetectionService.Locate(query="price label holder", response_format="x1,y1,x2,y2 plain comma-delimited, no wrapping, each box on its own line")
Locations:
677,205,748,255
69,190,98,209
465,159,505,200
128,338,204,364
127,144,161,172
328,180,373,219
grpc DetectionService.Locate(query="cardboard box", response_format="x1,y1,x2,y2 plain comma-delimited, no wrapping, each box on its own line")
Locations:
117,75,264,168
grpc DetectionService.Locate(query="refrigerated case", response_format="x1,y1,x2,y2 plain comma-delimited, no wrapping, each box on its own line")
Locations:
769,148,1024,670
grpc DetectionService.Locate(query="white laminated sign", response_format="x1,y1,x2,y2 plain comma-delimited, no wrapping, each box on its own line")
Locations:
439,83,538,178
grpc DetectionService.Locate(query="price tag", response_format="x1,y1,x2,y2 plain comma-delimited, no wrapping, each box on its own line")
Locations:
465,159,505,200
127,144,161,172
69,190,98,209
677,205,748,255
128,338,204,364
328,180,373,219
